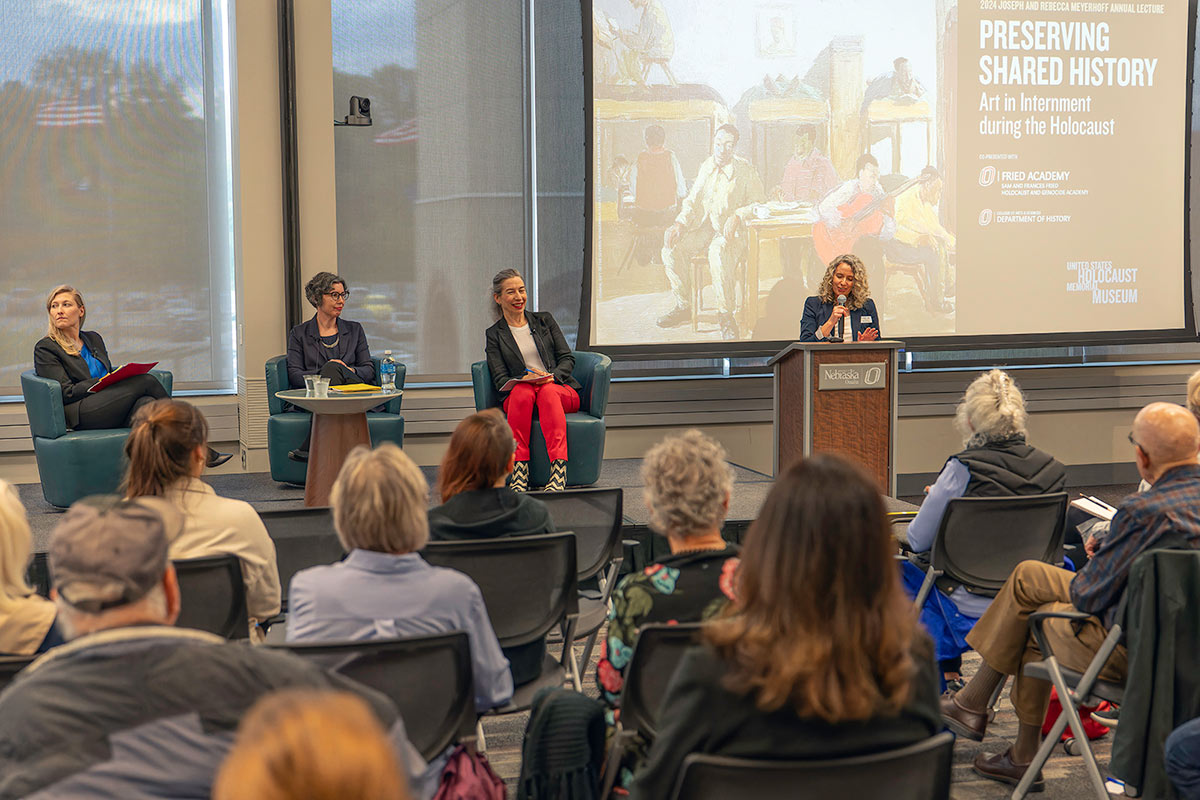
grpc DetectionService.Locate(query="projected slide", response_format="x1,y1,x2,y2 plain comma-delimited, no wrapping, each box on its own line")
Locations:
588,0,1188,345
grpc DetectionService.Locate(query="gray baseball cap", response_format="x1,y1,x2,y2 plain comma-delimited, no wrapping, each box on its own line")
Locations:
49,498,172,614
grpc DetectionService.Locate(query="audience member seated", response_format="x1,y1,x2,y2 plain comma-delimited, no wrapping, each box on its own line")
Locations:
942,402,1200,791
902,369,1065,688
0,479,62,655
428,409,554,542
0,498,435,799
629,454,941,800
123,398,281,640
1167,716,1200,800
286,443,514,708
595,429,740,792
214,689,411,800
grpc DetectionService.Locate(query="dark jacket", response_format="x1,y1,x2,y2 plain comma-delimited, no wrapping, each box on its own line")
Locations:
799,296,881,342
629,637,942,800
484,311,581,400
285,315,375,389
33,332,112,430
953,436,1066,498
518,687,606,800
428,488,554,542
0,625,433,799
1111,549,1200,798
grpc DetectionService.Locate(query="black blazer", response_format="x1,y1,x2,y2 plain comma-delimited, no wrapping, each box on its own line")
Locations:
799,296,881,342
34,332,113,429
285,316,375,389
484,311,581,399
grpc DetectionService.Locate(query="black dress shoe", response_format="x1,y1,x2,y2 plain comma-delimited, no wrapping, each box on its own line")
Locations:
206,448,233,469
287,448,308,463
972,749,1045,792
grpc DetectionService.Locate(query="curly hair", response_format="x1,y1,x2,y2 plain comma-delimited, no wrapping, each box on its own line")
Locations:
816,254,871,310
954,369,1028,448
641,430,733,539
304,272,347,309
1187,368,1200,424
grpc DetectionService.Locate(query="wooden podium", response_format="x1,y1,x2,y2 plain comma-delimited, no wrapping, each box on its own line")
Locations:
768,340,903,495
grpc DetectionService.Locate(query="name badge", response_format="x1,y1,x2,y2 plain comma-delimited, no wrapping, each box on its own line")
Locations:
861,315,873,323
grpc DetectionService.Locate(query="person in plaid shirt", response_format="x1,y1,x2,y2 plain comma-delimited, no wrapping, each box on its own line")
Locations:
940,402,1200,791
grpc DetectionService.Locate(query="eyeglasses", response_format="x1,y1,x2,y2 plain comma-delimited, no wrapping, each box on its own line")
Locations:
324,291,351,301
1128,431,1142,450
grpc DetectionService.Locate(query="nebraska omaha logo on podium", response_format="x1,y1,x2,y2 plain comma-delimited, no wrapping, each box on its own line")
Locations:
819,363,887,391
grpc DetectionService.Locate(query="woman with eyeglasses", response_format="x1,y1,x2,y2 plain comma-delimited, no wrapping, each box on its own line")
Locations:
284,272,376,462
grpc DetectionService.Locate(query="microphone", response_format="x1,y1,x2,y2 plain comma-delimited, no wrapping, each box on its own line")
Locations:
836,294,847,341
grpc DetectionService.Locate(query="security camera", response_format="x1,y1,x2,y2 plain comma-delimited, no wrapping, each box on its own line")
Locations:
344,95,372,126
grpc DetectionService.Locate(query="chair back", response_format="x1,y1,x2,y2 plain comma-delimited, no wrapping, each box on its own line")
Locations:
421,533,578,647
621,623,703,739
258,507,345,610
672,732,954,800
0,655,36,694
173,554,250,639
471,350,611,418
266,354,404,415
933,492,1068,595
272,632,475,761
26,552,50,599
526,488,623,581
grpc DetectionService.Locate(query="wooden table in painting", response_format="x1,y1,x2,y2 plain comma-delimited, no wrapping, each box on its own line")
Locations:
274,389,398,507
744,207,817,332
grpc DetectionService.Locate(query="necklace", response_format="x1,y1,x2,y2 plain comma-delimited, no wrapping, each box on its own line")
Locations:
319,334,340,349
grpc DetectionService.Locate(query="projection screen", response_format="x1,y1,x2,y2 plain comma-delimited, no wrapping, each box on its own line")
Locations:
584,0,1193,348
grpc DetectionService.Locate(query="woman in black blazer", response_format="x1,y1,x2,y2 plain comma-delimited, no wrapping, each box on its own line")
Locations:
33,285,229,467
284,272,376,462
484,269,581,492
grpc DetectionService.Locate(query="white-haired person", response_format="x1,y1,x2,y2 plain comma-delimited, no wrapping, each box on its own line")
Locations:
595,429,741,793
0,480,62,655
286,443,514,713
902,369,1066,689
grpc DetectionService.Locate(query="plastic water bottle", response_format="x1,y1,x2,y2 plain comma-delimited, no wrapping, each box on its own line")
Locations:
380,351,397,393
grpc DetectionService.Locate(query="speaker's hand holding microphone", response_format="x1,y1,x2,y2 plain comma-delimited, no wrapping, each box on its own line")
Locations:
828,294,849,341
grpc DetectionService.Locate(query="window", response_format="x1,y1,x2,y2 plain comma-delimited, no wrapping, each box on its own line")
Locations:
0,0,236,396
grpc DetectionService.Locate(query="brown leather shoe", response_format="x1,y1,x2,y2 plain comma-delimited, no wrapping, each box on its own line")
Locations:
940,692,988,741
972,749,1045,792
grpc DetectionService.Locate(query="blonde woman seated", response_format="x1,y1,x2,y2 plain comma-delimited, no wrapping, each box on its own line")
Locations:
286,443,513,711
428,409,554,542
214,689,411,800
0,480,62,655
630,455,941,799
123,399,281,639
902,369,1065,687
596,430,740,792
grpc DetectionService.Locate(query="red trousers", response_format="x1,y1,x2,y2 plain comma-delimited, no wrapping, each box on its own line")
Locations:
503,381,580,462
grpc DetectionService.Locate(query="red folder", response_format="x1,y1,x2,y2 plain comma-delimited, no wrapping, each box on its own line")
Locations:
87,362,158,393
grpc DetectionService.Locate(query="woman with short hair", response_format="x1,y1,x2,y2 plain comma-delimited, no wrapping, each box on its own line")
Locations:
0,480,62,655
123,398,281,639
284,271,375,462
287,443,514,707
428,409,553,542
629,455,941,799
903,369,1065,686
484,269,580,492
596,429,740,792
798,254,881,342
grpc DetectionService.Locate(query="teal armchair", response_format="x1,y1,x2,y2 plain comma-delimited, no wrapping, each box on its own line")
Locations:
472,350,611,488
266,355,406,485
21,369,174,508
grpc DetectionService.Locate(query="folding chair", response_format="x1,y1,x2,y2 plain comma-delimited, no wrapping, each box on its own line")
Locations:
527,487,624,678
26,552,50,599
258,506,345,612
600,622,704,799
0,655,36,694
1013,547,1200,799
173,554,250,640
272,632,476,761
421,533,579,748
669,731,955,800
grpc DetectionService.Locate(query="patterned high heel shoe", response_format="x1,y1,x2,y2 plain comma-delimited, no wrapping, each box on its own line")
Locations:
509,460,530,493
546,459,567,492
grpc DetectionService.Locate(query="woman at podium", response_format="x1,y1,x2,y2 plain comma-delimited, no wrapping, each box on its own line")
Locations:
33,285,229,468
798,254,881,343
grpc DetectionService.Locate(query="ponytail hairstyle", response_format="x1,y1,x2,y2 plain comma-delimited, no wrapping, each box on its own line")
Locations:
954,369,1028,448
45,285,86,356
123,399,209,498
437,409,516,502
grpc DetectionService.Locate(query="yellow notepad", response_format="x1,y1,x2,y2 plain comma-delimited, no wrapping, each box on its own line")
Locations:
329,383,381,393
